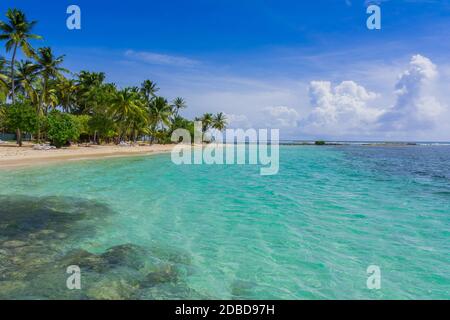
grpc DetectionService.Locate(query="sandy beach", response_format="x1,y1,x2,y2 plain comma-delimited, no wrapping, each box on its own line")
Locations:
0,143,174,169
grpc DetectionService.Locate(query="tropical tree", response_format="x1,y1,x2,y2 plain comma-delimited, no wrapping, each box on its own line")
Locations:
149,97,172,128
196,112,213,142
15,59,39,104
0,104,6,130
110,87,147,142
47,110,80,148
88,82,117,143
169,115,195,141
5,101,38,146
0,8,41,103
0,56,8,101
73,71,106,115
140,80,159,102
148,96,173,143
34,47,68,141
55,77,77,113
212,112,227,132
171,97,187,117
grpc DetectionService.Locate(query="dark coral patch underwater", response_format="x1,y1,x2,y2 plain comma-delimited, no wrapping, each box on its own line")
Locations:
0,195,205,299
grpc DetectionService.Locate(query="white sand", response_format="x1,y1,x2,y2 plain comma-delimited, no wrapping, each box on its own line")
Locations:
0,143,174,169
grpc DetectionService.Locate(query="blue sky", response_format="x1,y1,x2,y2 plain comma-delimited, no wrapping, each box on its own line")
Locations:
1,0,450,141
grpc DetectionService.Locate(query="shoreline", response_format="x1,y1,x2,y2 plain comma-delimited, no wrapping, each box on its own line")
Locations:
0,144,174,169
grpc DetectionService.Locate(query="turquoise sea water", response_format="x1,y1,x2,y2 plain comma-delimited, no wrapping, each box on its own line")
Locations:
0,146,449,299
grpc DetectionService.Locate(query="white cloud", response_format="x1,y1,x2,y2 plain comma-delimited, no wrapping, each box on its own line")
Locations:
379,54,444,132
125,50,199,67
301,80,383,137
262,106,301,128
225,113,252,129
299,55,448,140
103,49,448,140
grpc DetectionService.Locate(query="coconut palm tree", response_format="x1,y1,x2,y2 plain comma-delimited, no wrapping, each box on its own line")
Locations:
195,113,214,142
35,47,68,109
171,97,187,117
34,47,68,141
15,59,39,103
0,56,8,101
0,8,41,103
55,77,77,113
74,71,106,115
110,88,147,142
212,112,227,132
148,96,172,143
149,97,172,129
140,80,159,102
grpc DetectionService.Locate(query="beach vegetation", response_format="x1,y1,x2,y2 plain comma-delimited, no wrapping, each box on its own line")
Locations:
5,101,38,146
0,8,227,147
0,9,42,103
47,110,80,148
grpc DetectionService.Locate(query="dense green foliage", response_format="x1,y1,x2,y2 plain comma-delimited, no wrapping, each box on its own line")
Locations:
4,101,38,145
5,101,37,132
46,111,79,148
0,8,227,147
46,111,81,148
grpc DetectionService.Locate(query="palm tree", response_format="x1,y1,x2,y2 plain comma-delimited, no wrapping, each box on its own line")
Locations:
110,88,147,142
212,112,227,132
0,9,41,103
55,77,77,113
171,97,187,117
34,47,68,141
74,71,106,115
15,59,39,103
195,113,213,142
0,56,8,101
14,60,39,143
140,80,159,102
148,96,172,144
89,82,118,144
149,97,172,129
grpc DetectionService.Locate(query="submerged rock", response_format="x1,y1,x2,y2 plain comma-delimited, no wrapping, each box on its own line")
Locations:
0,195,113,239
141,264,179,287
57,249,108,273
231,280,256,299
100,244,150,270
0,194,199,299
2,240,27,248
0,281,27,297
86,278,139,300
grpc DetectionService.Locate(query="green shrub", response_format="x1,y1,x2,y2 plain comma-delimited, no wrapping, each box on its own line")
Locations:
315,140,326,145
5,102,38,133
47,110,80,148
88,114,117,143
5,102,39,146
0,104,6,131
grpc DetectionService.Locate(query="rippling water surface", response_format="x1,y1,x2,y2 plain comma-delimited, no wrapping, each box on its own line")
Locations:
0,146,449,299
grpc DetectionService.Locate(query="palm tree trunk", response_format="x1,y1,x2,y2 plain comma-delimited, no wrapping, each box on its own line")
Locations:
37,78,47,143
36,110,41,143
10,44,18,103
16,128,22,147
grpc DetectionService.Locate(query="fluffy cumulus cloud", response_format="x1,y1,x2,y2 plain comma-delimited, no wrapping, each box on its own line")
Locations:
301,80,383,137
225,113,252,129
379,55,444,133
300,54,448,139
262,106,301,128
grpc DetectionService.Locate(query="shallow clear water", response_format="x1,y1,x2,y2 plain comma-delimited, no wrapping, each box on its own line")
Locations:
0,146,449,299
